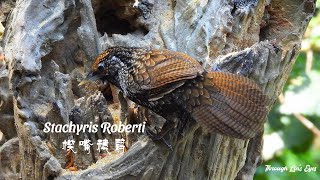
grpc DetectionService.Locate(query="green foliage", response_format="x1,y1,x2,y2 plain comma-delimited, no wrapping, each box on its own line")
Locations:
281,71,320,116
255,150,320,180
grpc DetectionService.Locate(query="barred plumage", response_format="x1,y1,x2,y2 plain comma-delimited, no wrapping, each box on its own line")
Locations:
191,72,267,138
85,47,268,139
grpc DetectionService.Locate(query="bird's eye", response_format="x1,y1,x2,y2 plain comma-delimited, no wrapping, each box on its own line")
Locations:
98,63,104,71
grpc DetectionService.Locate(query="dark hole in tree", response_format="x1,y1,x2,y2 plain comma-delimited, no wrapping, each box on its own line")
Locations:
93,0,149,36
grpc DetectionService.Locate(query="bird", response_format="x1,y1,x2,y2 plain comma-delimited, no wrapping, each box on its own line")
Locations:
83,47,268,139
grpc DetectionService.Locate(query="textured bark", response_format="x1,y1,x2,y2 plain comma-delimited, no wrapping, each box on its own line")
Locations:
0,0,315,180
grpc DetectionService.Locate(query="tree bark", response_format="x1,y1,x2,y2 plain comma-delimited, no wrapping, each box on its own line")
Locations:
0,0,315,179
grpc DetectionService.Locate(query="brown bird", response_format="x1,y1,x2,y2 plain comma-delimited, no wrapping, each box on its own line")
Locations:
85,47,268,139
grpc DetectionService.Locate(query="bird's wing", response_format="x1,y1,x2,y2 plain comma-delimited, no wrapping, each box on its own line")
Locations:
186,72,268,139
132,49,204,100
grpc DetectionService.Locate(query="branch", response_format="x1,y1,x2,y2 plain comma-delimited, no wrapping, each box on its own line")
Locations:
278,94,320,137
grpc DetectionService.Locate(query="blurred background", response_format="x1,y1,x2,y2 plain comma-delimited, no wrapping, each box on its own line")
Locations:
254,2,320,180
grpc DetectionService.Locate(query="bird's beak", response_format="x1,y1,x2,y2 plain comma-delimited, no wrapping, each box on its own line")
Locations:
78,71,101,86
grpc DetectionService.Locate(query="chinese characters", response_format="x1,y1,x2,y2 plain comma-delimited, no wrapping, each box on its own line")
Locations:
62,138,126,154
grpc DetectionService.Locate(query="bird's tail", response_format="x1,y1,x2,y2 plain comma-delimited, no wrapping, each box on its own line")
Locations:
190,72,268,139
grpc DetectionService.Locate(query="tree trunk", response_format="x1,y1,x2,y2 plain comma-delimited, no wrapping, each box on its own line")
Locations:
0,0,315,179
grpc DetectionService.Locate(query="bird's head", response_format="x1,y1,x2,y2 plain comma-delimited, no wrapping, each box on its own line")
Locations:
80,47,140,90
